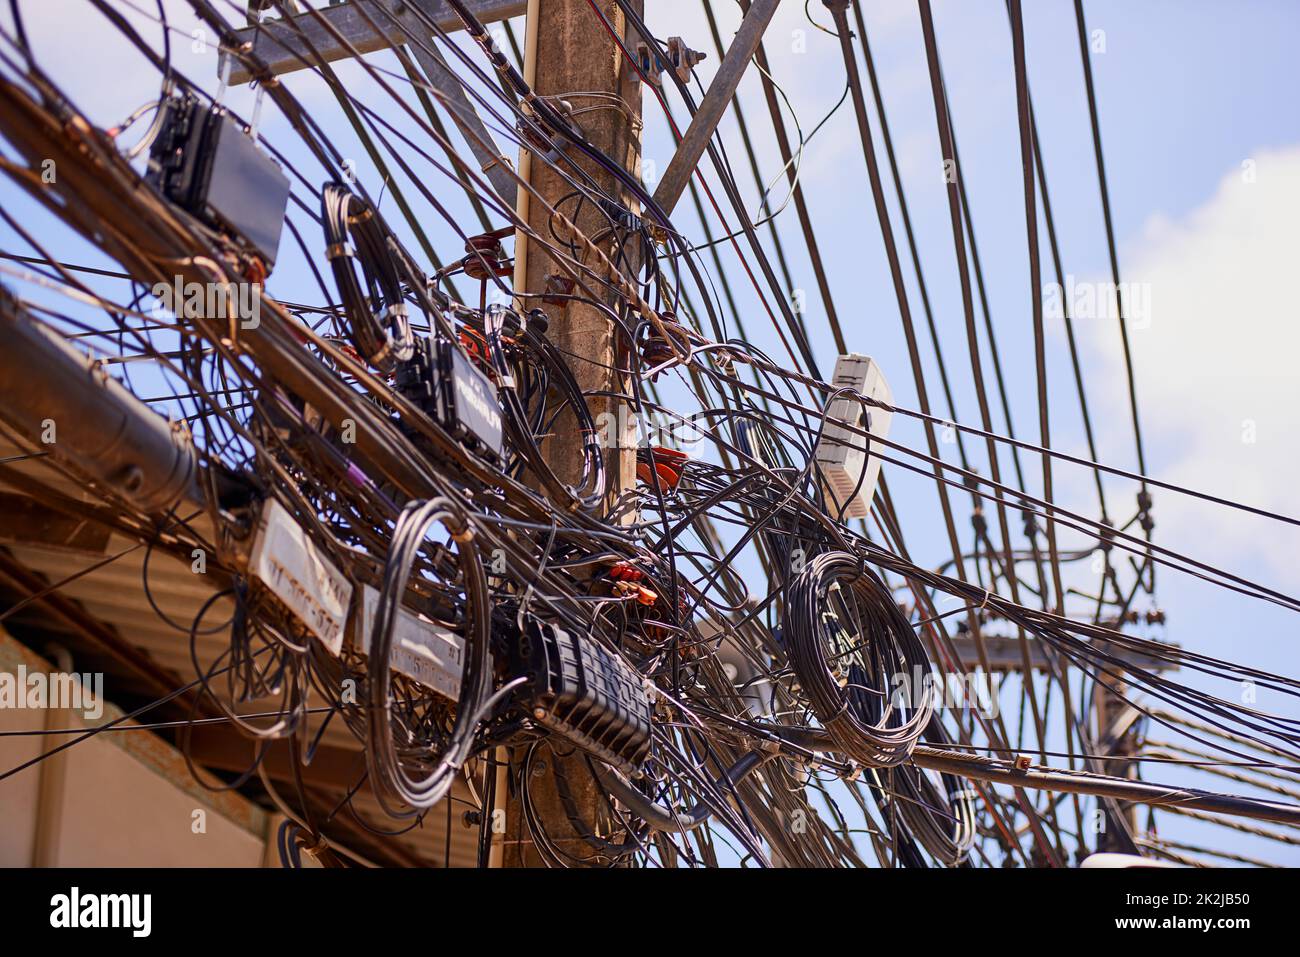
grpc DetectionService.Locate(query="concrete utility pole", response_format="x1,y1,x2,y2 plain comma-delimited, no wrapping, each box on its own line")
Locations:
499,0,644,867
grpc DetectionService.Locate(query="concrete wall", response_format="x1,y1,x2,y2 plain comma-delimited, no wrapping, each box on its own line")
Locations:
0,630,272,867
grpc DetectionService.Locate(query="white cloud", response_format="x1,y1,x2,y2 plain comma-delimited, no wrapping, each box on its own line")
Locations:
1090,145,1300,589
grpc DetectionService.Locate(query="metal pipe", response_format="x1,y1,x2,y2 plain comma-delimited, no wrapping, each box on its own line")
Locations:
0,286,201,515
30,643,74,868
771,724,1300,828
912,745,1300,829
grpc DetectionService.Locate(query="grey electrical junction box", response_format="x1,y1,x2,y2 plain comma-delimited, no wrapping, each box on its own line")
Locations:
814,353,893,519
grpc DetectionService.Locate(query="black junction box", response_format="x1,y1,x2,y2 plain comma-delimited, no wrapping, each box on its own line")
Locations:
147,96,290,269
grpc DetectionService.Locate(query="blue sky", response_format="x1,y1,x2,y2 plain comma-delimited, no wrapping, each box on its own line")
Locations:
1,0,1297,865
660,0,1300,865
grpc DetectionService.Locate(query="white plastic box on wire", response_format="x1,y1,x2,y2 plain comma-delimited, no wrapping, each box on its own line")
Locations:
814,354,893,520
